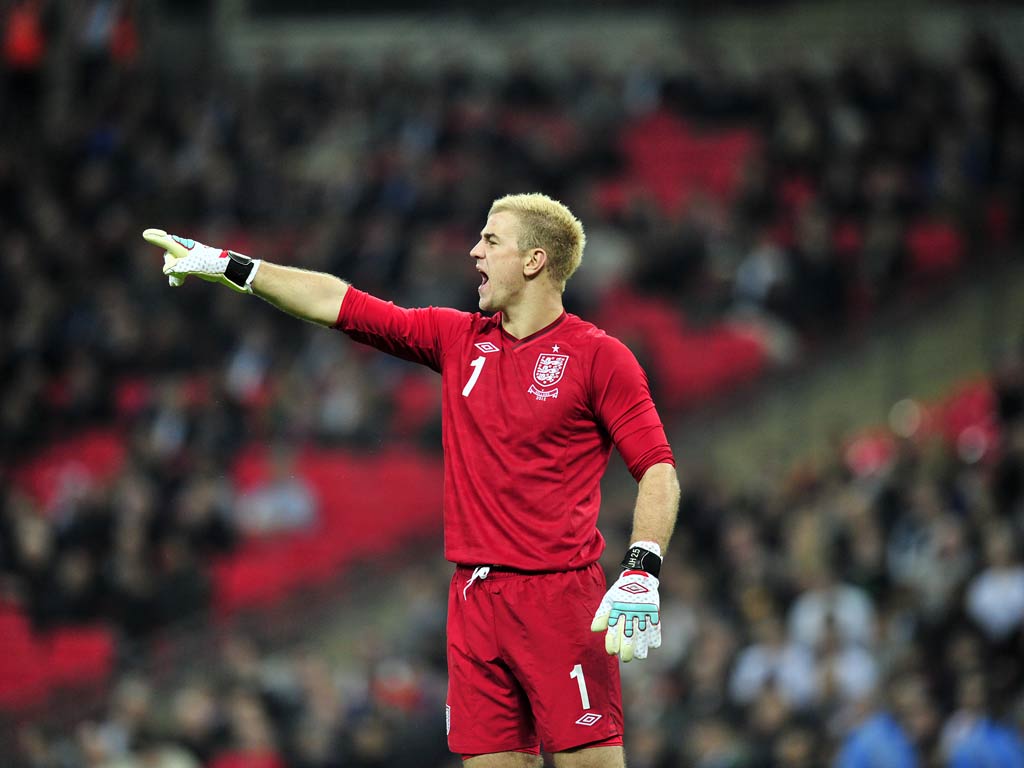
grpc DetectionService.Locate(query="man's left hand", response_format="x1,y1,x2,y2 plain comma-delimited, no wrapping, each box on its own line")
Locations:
591,570,661,662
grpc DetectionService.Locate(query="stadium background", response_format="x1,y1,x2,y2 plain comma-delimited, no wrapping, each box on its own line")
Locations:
2,0,1024,765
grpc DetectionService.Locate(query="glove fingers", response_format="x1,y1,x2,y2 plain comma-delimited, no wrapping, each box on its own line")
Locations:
162,252,185,287
619,621,635,663
144,228,190,259
651,623,662,649
591,609,610,633
605,621,620,656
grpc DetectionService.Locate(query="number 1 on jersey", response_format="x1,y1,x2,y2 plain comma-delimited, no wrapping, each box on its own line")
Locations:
462,356,486,397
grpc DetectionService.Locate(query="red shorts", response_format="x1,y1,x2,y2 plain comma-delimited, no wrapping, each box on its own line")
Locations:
446,562,624,755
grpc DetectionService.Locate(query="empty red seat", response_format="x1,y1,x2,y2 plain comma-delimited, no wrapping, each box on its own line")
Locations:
907,217,964,277
0,606,49,710
43,625,115,687
619,111,758,212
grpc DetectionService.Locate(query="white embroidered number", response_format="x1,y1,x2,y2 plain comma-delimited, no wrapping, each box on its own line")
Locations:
570,664,591,710
462,356,486,397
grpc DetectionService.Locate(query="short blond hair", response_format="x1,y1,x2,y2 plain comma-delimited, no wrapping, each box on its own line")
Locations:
489,193,586,290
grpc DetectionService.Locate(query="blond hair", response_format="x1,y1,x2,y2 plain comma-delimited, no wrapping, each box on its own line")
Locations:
489,193,586,290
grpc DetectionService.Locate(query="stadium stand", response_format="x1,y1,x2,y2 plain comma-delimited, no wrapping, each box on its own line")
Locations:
1,1,1023,766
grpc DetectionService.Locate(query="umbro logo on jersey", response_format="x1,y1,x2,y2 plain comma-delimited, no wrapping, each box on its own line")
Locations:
474,342,500,353
620,583,650,594
575,713,603,726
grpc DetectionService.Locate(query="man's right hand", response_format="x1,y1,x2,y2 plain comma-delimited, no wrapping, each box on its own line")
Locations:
142,229,260,293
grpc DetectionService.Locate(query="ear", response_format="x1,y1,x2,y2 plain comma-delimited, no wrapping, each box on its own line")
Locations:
523,247,548,279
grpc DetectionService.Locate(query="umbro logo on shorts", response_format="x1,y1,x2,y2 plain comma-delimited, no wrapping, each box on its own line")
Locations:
575,713,603,726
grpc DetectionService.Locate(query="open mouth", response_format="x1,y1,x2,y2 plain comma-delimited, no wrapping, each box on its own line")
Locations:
479,271,489,287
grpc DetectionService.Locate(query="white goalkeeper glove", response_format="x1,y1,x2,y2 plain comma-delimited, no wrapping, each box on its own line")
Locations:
142,229,261,294
591,542,662,662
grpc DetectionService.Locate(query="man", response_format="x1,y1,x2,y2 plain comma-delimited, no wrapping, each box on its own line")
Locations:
144,192,680,768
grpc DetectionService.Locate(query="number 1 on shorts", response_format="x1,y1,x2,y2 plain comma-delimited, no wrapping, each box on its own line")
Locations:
570,663,591,710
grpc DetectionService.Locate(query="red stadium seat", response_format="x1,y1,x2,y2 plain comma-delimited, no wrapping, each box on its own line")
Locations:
907,217,965,278
43,625,115,688
213,448,444,616
208,750,286,768
619,111,758,213
11,428,125,510
939,380,998,459
596,289,767,411
0,605,49,710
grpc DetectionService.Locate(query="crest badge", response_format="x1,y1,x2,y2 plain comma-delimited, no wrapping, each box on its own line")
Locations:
529,352,568,400
533,353,568,387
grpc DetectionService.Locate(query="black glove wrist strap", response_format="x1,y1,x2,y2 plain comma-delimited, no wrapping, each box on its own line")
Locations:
224,251,255,288
621,545,661,578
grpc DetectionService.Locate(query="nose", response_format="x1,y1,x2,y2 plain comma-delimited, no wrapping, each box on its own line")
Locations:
470,239,485,260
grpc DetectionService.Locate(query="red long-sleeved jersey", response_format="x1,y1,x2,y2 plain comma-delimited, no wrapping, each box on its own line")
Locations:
335,288,675,571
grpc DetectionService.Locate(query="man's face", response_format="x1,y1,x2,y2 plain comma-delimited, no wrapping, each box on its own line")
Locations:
470,211,527,313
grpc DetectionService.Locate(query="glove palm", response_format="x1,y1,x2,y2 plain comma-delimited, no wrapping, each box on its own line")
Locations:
591,570,661,662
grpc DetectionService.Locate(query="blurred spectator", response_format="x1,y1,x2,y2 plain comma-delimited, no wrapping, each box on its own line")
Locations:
940,671,1024,768
729,614,817,709
93,676,155,762
787,564,876,650
170,682,226,764
836,672,936,768
946,719,1024,768
815,618,879,708
235,445,318,537
208,688,286,768
964,522,1024,643
168,472,238,557
887,481,973,622
771,723,819,768
836,708,918,768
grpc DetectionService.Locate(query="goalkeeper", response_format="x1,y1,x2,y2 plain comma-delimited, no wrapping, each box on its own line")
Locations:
144,192,679,768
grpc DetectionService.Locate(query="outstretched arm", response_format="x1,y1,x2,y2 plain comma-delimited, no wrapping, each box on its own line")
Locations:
144,228,455,369
251,262,348,327
143,229,348,327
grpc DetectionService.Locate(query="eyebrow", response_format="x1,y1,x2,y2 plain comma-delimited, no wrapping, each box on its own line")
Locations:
481,232,499,242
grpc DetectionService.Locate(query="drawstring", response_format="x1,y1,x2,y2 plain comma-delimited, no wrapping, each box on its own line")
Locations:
462,566,490,600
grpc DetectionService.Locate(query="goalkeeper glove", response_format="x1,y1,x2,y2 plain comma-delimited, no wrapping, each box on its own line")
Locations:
142,229,261,294
591,541,662,662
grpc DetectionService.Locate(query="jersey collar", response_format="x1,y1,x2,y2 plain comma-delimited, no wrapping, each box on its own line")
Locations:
498,311,567,347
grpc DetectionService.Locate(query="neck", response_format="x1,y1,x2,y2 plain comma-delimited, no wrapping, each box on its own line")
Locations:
499,291,564,340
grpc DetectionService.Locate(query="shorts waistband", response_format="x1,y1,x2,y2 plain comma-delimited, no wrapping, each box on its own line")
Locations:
454,563,589,578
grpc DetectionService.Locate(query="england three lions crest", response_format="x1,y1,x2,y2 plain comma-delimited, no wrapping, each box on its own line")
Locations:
530,352,569,400
534,353,569,387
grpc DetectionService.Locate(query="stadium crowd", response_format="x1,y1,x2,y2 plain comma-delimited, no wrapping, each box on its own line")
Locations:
10,359,1024,768
3,4,1024,766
